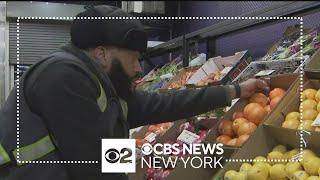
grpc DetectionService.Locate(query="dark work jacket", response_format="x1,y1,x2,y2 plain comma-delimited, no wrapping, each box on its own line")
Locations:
0,43,231,180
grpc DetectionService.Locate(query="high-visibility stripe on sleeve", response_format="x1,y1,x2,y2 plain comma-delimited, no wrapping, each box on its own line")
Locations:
0,144,11,166
13,135,55,165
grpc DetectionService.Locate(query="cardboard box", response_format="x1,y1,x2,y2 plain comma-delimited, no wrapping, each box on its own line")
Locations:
213,125,320,179
205,74,299,147
130,120,213,180
263,75,320,156
132,119,187,142
264,75,320,126
186,50,252,87
129,119,187,180
164,145,236,180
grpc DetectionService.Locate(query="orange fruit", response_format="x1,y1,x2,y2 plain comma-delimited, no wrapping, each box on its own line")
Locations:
244,103,268,125
238,122,257,136
269,88,286,100
226,138,238,146
232,111,245,120
249,93,269,107
270,96,283,109
236,134,250,146
264,105,271,114
232,118,248,133
216,135,232,145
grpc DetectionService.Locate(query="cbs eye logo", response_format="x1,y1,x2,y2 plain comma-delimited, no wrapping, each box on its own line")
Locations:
104,148,132,164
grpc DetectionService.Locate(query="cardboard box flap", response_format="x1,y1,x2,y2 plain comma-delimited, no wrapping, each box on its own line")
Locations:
186,68,208,84
186,50,249,85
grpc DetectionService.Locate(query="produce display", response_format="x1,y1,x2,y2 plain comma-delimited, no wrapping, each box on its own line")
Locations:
282,88,320,131
232,58,305,84
216,88,286,146
135,122,174,147
146,167,172,180
262,27,319,61
142,122,210,180
132,24,320,180
195,71,224,87
223,145,320,180
167,68,198,89
138,62,179,93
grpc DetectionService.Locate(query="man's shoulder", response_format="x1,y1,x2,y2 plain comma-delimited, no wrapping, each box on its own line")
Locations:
25,53,97,91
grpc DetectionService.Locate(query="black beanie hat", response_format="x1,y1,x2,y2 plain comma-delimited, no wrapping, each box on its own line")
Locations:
70,5,147,52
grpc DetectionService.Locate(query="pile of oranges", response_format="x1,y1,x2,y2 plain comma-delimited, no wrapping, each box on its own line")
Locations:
216,88,286,146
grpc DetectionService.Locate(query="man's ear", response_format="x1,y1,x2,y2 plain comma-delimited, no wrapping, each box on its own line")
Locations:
93,46,105,61
93,46,112,62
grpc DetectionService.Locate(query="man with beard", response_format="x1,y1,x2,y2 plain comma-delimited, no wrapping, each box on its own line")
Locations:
0,5,269,180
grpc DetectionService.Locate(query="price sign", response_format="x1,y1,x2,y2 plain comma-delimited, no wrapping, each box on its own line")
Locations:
144,132,157,143
177,130,200,144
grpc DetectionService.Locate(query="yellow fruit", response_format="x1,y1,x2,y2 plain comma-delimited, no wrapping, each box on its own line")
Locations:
301,120,316,131
315,89,320,102
267,151,285,164
285,162,303,179
285,149,300,160
293,170,309,180
301,99,318,111
254,163,270,175
237,171,247,180
303,150,316,157
224,170,238,180
304,157,320,176
282,119,300,129
286,112,300,121
306,176,320,180
247,165,269,180
269,164,286,179
253,156,267,164
301,150,316,166
317,102,320,112
303,89,317,100
272,145,288,154
303,109,318,121
240,163,252,172
265,163,272,171
318,167,320,176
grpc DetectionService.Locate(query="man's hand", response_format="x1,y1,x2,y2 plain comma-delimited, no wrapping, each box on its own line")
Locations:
239,78,270,99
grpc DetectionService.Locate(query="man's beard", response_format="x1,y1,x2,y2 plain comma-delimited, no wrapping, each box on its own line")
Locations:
108,59,135,101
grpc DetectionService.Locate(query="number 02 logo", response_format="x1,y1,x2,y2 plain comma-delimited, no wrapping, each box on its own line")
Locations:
104,148,132,164
101,139,136,173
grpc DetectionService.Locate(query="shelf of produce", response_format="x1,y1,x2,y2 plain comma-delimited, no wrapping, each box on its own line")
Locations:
158,66,200,93
137,61,180,93
164,145,236,180
186,50,252,87
131,120,214,180
231,57,307,84
263,74,320,151
205,73,299,149
261,26,318,61
214,124,320,180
